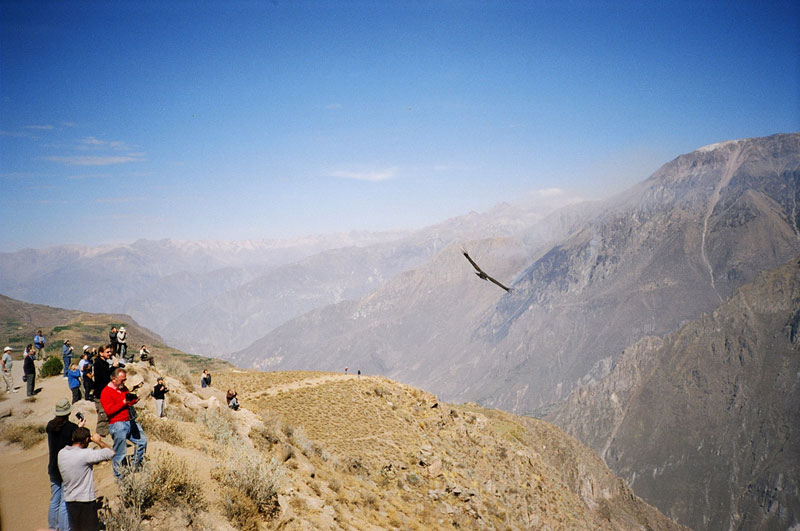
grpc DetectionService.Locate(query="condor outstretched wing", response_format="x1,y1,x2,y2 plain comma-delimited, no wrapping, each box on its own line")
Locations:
462,250,511,292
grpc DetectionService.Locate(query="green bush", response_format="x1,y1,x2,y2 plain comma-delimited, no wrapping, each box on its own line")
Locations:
39,356,63,378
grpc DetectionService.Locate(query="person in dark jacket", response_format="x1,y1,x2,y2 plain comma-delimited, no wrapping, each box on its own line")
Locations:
23,348,36,396
92,345,116,436
109,326,119,356
47,398,85,531
151,377,169,418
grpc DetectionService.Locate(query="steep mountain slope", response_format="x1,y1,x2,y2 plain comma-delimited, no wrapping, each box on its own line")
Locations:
235,133,800,418
0,296,682,530
550,258,800,531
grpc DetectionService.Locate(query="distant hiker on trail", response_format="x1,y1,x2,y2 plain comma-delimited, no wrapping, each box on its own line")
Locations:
226,389,239,411
151,377,169,418
34,329,46,358
47,398,85,531
201,369,211,388
58,427,113,531
100,367,147,478
345,367,348,374
2,346,16,393
117,326,130,362
67,363,83,403
109,326,118,356
62,340,74,378
92,345,115,436
23,347,36,396
357,369,361,379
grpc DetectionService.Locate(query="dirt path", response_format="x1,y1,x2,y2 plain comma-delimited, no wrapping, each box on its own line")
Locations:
243,373,376,400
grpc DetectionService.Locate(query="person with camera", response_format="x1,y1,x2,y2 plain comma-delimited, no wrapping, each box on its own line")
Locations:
151,377,169,418
58,426,113,531
100,367,147,479
47,398,85,531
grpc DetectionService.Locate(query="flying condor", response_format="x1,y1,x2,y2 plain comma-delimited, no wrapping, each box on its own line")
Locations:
462,250,511,293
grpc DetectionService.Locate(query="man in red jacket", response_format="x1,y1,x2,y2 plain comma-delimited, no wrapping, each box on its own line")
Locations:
100,367,147,478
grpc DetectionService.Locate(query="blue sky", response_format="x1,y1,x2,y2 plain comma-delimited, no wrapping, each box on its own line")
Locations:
1,0,798,251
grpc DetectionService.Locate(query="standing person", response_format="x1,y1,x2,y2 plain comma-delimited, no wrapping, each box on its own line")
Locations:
100,368,147,478
109,326,118,356
117,326,130,363
58,427,114,531
200,369,211,388
47,398,85,531
79,349,94,401
2,346,16,393
92,345,115,436
67,363,83,403
62,340,74,378
151,377,169,418
34,329,46,358
23,347,36,396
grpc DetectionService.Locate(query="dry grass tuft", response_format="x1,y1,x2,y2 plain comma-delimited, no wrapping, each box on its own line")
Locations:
137,410,184,445
107,450,205,530
215,442,282,521
0,422,46,448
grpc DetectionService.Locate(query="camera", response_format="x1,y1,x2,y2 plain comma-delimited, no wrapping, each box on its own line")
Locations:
76,412,84,421
126,393,138,402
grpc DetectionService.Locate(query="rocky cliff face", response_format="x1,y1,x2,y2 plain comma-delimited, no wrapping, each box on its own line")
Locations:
236,133,800,419
551,259,800,530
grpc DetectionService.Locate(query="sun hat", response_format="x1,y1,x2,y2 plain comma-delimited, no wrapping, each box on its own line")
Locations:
83,345,90,352
55,398,72,417
3,346,11,352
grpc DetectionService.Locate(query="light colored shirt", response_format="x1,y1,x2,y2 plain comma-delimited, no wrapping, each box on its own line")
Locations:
1,352,11,370
58,445,114,502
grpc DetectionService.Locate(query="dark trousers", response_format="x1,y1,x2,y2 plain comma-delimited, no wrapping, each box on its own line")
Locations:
25,373,35,396
71,386,82,403
66,500,101,531
83,376,93,400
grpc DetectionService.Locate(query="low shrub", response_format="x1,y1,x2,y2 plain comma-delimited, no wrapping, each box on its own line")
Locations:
214,441,282,523
0,422,46,448
108,451,205,530
39,356,63,378
137,410,184,445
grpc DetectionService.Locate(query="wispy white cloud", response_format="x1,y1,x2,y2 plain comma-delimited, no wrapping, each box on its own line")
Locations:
44,155,144,166
325,103,343,110
67,173,111,180
25,124,55,130
330,167,398,182
95,196,146,204
529,187,565,198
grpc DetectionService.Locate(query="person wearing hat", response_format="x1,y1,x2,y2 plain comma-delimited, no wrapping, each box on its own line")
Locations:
79,347,94,401
2,346,16,393
47,398,85,531
151,376,169,418
62,340,74,378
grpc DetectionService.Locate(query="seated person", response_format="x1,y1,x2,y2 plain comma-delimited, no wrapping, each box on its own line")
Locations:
226,389,239,411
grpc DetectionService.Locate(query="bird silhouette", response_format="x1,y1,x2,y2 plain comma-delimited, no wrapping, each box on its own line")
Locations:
462,249,511,292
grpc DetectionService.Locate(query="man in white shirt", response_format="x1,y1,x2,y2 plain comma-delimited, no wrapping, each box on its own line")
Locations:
2,346,15,393
58,426,114,531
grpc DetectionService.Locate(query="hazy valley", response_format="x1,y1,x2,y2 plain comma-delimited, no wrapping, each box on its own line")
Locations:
1,132,799,529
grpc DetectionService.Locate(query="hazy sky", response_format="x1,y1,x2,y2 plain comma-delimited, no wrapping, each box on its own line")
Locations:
1,0,798,251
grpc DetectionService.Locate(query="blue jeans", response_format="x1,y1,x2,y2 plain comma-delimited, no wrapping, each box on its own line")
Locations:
109,420,147,478
63,356,71,377
49,480,69,530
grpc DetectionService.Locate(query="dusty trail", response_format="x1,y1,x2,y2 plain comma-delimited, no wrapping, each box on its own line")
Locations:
243,373,377,401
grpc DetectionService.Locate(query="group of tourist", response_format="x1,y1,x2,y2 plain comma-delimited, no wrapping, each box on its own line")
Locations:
3,324,248,531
